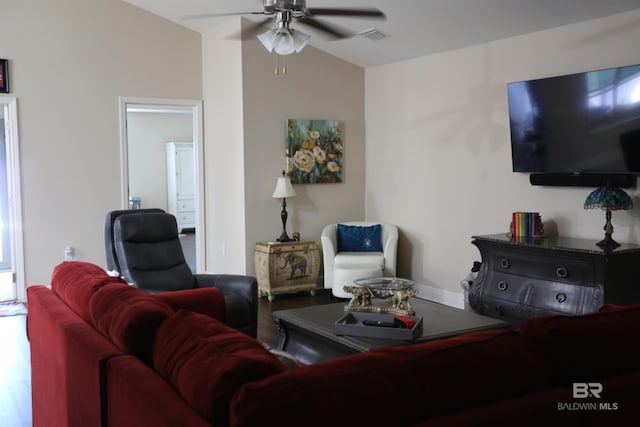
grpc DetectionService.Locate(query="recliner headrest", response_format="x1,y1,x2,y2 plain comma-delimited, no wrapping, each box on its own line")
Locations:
115,212,179,243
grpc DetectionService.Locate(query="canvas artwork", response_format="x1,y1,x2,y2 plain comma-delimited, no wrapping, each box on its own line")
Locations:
0,59,8,93
286,119,344,184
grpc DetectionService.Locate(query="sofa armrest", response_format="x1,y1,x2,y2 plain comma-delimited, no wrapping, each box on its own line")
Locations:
194,274,258,338
155,288,225,322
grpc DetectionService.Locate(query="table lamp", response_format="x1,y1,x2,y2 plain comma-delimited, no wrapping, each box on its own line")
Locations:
272,171,297,242
584,186,633,250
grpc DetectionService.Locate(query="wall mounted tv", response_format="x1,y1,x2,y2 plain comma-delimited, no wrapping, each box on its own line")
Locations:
507,63,640,187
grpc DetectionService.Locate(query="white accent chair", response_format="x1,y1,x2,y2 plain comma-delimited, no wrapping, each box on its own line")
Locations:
321,222,398,298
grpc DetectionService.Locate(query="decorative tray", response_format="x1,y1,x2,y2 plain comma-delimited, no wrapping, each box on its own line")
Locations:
352,277,414,299
334,312,423,341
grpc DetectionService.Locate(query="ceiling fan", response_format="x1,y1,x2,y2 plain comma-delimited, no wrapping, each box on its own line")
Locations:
185,0,386,56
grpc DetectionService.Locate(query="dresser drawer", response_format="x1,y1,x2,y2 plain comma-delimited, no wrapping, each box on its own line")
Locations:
175,212,195,226
481,271,528,301
527,280,597,315
485,247,595,285
177,198,195,212
480,271,598,316
477,296,537,321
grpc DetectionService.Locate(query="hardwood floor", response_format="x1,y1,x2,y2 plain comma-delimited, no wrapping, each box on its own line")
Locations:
257,289,335,348
0,290,335,427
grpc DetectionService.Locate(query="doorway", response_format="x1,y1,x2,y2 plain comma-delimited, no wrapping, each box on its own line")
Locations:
0,97,25,302
119,97,204,272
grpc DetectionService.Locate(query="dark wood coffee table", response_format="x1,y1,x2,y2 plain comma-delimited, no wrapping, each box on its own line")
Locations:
272,298,510,364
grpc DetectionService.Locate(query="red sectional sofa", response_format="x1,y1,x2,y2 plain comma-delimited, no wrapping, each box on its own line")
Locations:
28,261,640,427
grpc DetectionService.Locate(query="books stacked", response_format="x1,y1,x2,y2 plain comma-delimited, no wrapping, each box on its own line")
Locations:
512,212,540,238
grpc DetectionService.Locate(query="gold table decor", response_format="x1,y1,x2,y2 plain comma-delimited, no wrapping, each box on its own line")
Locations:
343,277,416,316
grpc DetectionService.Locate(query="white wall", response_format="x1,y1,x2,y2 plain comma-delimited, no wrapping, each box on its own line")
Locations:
2,0,202,287
201,18,247,274
365,10,640,297
127,112,193,210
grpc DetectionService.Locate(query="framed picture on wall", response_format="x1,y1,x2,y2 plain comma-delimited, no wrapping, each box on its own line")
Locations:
286,119,344,184
0,59,8,93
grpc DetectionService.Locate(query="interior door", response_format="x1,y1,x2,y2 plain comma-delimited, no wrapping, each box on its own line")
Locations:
119,97,205,272
0,117,10,273
0,98,25,302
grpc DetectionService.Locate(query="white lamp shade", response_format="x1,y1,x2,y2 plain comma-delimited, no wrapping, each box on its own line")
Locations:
289,29,310,53
272,176,297,198
257,28,310,55
257,29,277,53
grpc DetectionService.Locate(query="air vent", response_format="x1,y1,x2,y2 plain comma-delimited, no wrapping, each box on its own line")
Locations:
357,28,390,41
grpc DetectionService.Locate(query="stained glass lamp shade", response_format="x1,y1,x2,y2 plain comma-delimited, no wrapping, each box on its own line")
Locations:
584,186,633,250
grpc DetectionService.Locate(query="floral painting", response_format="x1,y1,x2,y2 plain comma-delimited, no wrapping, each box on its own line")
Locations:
286,119,344,184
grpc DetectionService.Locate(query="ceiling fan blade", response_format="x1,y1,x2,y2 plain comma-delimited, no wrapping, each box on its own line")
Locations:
223,17,274,40
241,17,275,40
183,11,267,21
306,8,385,19
297,17,352,39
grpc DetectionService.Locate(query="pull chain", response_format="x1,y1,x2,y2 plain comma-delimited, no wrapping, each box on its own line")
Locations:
273,53,287,76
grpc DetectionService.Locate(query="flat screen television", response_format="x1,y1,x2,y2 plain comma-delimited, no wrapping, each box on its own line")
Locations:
507,63,640,182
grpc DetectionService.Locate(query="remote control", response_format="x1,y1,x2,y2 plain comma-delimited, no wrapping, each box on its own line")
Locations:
362,320,395,328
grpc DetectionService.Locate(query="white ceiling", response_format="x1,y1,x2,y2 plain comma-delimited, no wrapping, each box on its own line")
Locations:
123,0,640,68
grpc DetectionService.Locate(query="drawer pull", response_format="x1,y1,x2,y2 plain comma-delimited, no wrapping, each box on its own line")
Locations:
556,267,568,278
497,281,508,291
556,293,567,303
500,258,510,269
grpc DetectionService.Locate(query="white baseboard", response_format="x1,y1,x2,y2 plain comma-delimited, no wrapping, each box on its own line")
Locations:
414,283,465,309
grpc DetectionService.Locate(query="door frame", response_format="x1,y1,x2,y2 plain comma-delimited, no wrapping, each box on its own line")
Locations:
0,97,25,301
118,97,205,272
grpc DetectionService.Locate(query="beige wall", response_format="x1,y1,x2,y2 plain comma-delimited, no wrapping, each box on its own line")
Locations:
2,0,202,286
201,18,365,275
240,24,366,276
365,9,640,300
5,1,639,300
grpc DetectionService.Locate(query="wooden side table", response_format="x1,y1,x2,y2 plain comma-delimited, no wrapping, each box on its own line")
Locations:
254,240,320,301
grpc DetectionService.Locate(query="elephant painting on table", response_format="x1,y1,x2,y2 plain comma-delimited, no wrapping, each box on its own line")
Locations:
280,253,309,279
254,241,320,301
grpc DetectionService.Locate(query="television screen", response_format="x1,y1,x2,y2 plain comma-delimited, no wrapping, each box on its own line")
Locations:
508,63,640,174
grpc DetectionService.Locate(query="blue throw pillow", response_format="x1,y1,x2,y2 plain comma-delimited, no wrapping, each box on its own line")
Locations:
337,224,383,252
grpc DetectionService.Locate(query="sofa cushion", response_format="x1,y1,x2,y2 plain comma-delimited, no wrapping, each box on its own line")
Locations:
155,287,226,322
518,302,640,385
89,282,173,364
334,252,385,269
51,261,125,322
231,329,551,427
153,310,285,426
337,224,382,252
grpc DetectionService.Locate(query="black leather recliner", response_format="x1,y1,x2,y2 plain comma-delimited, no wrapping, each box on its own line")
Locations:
104,210,258,337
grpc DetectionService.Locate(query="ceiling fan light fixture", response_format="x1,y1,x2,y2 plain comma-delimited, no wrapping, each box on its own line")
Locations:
257,27,310,55
257,29,277,52
289,29,310,52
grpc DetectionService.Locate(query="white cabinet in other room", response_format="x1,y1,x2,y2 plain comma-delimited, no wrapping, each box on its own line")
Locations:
166,142,195,232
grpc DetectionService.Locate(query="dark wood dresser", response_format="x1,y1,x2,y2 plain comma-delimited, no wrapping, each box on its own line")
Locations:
468,233,640,322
